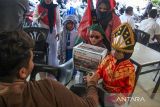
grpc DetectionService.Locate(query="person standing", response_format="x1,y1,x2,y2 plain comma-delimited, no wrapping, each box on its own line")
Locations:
33,0,61,66
78,0,121,52
58,15,78,64
0,0,29,33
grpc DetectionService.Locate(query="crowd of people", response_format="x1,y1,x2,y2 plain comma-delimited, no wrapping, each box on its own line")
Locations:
0,0,160,107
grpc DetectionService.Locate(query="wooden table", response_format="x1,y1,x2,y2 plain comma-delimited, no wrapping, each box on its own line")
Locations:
131,42,160,98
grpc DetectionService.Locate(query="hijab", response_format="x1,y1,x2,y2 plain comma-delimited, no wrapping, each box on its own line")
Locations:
96,0,112,31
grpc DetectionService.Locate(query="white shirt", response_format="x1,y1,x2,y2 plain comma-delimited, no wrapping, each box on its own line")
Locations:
138,18,160,43
120,13,135,29
156,17,160,26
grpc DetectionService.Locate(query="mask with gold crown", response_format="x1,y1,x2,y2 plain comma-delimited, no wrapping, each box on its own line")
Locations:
111,23,136,54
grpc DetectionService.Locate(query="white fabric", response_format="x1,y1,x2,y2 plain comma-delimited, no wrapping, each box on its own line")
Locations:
47,28,59,66
47,6,61,66
156,17,160,26
33,4,61,66
138,18,160,43
120,13,135,29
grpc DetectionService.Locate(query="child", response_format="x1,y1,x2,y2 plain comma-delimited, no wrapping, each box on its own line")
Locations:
96,23,136,106
88,24,111,50
58,15,78,64
75,24,111,51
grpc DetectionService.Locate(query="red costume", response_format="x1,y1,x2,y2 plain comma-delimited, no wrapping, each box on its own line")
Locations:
96,23,136,99
97,55,135,95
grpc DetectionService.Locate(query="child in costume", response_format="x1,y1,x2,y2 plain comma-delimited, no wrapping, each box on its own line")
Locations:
58,15,78,64
75,24,111,50
96,23,136,107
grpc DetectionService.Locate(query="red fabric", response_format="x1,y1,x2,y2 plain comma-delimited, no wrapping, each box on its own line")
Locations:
109,0,116,10
78,0,120,42
105,13,121,42
96,55,135,95
37,4,56,27
78,0,92,41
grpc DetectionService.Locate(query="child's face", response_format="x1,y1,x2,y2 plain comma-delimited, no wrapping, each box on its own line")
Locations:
66,21,74,31
111,49,124,60
89,30,103,45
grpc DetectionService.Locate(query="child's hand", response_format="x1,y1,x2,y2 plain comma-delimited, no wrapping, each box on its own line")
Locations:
84,72,99,85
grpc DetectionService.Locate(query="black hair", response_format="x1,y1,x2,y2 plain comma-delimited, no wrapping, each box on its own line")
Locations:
149,9,157,18
125,6,133,14
96,0,111,10
0,31,34,77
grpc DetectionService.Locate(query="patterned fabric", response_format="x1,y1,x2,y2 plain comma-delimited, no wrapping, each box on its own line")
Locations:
112,23,135,53
96,55,135,95
58,15,78,64
59,30,78,64
63,15,78,27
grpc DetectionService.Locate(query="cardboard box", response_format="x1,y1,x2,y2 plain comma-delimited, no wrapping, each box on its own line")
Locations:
73,43,107,72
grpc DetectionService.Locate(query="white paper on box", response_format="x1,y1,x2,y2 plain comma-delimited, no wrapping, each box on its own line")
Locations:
73,43,107,72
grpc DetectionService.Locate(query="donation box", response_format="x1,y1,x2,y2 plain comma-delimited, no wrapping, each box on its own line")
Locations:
73,43,107,72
